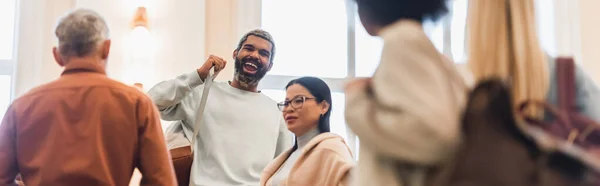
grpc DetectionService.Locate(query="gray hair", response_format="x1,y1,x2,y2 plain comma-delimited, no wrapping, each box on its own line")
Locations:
55,8,110,58
235,29,276,63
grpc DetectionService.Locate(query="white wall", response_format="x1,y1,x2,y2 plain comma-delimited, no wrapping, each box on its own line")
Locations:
539,0,600,84
578,0,600,83
14,0,206,96
204,0,236,81
74,0,207,90
13,0,73,97
204,0,262,82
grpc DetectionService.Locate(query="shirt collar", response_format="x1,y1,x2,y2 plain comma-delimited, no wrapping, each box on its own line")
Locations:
296,127,320,148
61,59,106,76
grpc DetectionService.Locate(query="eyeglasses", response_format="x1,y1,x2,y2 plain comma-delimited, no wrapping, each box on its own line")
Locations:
277,96,315,111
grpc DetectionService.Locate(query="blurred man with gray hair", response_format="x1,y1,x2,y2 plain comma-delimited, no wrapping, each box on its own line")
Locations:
0,8,177,186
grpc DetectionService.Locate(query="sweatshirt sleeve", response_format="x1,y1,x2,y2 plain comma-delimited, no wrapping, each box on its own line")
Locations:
345,32,464,165
274,117,293,158
147,71,204,121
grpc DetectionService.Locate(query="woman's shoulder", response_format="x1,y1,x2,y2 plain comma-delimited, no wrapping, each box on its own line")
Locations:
310,133,354,160
455,63,476,88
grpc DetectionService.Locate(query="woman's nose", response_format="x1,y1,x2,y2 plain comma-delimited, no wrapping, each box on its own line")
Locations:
283,105,294,113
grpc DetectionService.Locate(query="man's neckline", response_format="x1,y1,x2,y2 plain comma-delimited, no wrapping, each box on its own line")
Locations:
227,81,262,93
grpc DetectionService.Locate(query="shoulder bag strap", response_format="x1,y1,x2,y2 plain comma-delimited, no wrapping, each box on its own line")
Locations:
190,67,215,153
556,57,576,112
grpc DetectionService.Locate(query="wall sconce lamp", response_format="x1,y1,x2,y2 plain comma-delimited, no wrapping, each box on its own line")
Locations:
132,7,149,28
129,6,152,91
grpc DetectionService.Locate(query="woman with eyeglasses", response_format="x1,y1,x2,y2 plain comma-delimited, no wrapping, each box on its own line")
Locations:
260,77,355,186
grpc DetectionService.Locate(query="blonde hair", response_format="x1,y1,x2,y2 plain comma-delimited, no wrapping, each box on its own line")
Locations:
467,0,549,116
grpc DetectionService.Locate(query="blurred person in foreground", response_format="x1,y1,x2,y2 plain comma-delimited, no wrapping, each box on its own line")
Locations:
260,77,354,186
0,8,176,186
344,0,468,185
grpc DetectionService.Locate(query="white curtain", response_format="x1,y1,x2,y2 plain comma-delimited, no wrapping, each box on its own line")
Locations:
13,0,76,97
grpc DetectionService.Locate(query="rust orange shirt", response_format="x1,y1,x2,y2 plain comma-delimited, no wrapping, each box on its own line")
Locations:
0,60,177,186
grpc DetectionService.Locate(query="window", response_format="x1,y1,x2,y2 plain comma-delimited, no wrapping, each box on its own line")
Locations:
0,76,11,120
0,0,17,122
260,0,469,156
535,0,556,56
261,0,348,78
0,0,17,60
354,14,383,77
450,0,468,62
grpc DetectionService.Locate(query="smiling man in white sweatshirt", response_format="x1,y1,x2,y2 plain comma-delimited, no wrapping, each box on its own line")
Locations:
148,29,292,186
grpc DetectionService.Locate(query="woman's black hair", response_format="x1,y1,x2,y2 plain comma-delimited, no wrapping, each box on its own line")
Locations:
355,0,450,26
285,76,332,134
285,77,332,152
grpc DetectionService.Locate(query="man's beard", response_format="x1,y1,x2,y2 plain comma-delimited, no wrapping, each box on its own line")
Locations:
234,56,268,89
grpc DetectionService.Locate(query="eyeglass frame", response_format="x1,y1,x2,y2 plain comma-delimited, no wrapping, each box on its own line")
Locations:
277,96,315,111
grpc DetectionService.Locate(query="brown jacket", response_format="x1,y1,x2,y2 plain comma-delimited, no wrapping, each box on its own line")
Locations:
0,60,177,186
260,133,355,186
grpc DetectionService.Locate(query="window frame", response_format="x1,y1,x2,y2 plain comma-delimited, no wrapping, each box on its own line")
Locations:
257,0,458,158
1,0,19,104
0,60,13,75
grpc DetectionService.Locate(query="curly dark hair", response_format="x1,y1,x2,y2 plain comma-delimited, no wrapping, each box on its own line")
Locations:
355,0,450,26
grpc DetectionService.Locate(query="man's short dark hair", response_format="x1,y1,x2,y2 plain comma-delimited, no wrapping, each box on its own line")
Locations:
355,0,449,26
235,29,276,63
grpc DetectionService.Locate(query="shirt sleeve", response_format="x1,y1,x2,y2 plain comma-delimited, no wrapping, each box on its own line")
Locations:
0,105,19,186
136,96,178,186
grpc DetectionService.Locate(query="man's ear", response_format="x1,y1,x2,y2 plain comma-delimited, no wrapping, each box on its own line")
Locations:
53,47,65,67
232,49,238,60
101,40,111,60
267,61,273,71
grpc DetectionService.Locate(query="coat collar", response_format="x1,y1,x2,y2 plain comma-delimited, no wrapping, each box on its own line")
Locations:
260,133,350,185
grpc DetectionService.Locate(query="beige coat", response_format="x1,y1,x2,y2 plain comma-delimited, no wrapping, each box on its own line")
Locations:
345,20,469,186
260,133,355,186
